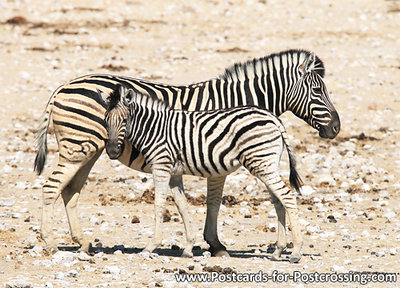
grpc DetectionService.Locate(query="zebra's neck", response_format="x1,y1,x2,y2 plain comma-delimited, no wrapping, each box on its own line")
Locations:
126,101,169,156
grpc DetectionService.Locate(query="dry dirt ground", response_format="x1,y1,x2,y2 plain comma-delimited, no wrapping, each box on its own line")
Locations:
0,0,399,287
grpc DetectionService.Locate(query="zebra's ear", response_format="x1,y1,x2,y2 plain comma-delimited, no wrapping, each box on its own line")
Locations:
120,86,135,106
299,52,316,74
97,89,110,105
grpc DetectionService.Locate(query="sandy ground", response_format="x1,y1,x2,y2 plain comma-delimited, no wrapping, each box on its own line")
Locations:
0,0,399,287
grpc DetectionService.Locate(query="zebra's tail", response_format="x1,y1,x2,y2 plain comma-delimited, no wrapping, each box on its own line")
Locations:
278,120,303,195
34,91,56,175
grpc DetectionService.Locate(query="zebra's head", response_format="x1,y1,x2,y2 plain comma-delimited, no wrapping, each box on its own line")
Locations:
288,52,340,139
101,85,134,159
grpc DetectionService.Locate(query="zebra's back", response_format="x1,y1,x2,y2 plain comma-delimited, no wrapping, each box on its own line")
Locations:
164,106,285,178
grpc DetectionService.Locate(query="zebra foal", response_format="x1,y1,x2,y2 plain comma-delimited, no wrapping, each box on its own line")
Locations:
103,85,304,263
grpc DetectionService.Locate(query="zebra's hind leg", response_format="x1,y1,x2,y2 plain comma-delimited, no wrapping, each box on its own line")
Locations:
270,194,287,261
41,160,89,252
248,168,303,263
204,176,229,257
61,150,103,251
170,175,194,258
144,167,171,254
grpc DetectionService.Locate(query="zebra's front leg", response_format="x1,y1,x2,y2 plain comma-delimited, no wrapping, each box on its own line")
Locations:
144,167,171,254
204,176,229,257
170,175,194,258
270,194,287,261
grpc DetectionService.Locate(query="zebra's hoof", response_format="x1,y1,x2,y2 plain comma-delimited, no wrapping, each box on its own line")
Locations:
289,253,301,263
181,250,193,258
43,246,59,255
214,250,230,258
79,243,91,252
270,254,280,261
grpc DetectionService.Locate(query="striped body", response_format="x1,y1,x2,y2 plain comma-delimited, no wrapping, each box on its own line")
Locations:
105,86,303,261
34,50,339,255
112,100,288,177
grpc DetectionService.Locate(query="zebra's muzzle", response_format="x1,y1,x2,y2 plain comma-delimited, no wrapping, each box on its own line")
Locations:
319,111,340,139
106,140,123,159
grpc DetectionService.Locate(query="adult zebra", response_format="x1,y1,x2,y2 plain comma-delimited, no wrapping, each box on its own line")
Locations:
103,85,304,262
34,49,340,256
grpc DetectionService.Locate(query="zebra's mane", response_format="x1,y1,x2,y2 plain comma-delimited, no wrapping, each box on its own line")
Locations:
107,85,170,113
218,49,325,82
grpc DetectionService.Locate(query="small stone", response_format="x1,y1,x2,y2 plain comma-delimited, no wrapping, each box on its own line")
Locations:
197,207,206,214
89,216,100,225
162,257,170,264
306,225,319,234
350,194,364,203
0,198,15,207
315,203,327,212
55,272,64,279
139,251,151,260
4,281,33,288
239,207,250,215
344,259,352,265
361,230,370,238
77,252,91,261
52,251,76,266
202,251,211,258
332,265,346,273
223,239,236,246
33,259,53,267
11,213,22,219
268,222,277,231
376,249,386,257
318,175,336,186
223,218,235,226
389,248,397,256
131,216,140,224
267,209,277,218
300,185,316,196
66,270,78,278
299,219,310,227
240,201,249,207
383,210,396,220
29,245,43,257
103,266,121,275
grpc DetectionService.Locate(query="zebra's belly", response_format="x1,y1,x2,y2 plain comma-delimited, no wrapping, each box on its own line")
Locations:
178,158,242,178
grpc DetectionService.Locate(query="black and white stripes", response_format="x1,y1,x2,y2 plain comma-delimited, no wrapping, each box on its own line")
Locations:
104,85,304,262
34,49,340,255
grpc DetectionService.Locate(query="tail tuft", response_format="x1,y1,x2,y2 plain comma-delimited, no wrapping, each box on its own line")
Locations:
33,106,52,175
288,153,303,194
34,142,47,175
278,119,303,194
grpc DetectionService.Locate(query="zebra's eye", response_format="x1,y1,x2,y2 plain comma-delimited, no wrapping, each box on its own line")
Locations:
312,87,322,94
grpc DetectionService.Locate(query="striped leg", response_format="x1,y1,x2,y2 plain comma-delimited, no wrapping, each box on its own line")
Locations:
257,172,302,263
169,175,194,257
144,167,171,253
270,194,287,261
242,149,303,263
61,150,102,251
41,161,87,251
204,176,229,257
